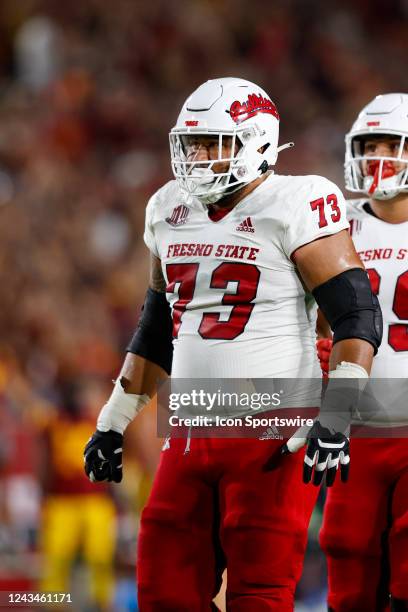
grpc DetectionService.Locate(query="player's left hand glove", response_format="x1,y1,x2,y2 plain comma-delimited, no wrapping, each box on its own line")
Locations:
84,430,123,483
282,420,350,487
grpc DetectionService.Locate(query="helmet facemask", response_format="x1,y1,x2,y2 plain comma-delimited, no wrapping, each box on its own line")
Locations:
170,123,277,205
345,133,408,200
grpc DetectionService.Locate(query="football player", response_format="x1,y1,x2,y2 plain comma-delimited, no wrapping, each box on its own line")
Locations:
318,93,408,611
84,78,381,611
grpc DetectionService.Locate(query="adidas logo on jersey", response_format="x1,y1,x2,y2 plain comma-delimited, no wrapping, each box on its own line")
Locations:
236,217,255,233
166,204,189,227
259,426,283,441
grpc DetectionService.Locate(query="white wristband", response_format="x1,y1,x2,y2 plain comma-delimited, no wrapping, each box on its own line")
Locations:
97,379,150,434
319,361,369,433
328,361,369,387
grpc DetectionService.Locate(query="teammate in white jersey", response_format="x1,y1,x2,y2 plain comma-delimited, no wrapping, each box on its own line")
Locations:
319,93,408,611
84,78,381,610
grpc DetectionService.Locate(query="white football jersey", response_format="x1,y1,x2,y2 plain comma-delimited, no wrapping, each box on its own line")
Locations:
144,173,349,383
348,199,408,426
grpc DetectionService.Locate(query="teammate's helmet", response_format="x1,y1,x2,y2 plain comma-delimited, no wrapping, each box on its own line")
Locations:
345,93,408,200
169,77,289,205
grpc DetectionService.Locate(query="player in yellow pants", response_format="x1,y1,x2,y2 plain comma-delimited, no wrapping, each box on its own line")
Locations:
41,493,116,608
38,398,117,610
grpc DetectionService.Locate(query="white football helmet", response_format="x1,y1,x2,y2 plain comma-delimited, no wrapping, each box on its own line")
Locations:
345,93,408,200
169,77,292,205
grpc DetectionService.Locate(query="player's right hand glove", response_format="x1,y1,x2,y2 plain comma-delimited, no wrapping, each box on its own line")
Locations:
316,338,332,377
84,430,123,483
282,420,350,487
303,421,350,486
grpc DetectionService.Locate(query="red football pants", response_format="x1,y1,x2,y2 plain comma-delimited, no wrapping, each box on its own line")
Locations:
137,437,318,611
320,438,408,611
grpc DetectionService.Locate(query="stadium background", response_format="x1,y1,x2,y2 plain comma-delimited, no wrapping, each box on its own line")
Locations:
0,0,406,610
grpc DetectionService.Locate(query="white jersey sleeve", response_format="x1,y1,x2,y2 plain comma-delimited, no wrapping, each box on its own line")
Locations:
143,186,165,258
282,176,349,258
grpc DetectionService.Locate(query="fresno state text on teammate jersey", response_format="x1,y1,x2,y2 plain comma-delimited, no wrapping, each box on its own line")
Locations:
357,247,408,262
144,174,348,379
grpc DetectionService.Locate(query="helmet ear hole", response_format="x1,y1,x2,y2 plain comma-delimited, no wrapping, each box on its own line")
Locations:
258,143,270,154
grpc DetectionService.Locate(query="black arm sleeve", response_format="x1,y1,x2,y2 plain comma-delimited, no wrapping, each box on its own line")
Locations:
312,267,383,354
127,288,173,374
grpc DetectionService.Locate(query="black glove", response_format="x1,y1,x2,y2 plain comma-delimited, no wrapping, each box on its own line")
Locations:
84,430,124,483
302,421,350,486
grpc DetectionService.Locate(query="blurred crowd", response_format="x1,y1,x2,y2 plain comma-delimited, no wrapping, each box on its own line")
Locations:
0,0,406,609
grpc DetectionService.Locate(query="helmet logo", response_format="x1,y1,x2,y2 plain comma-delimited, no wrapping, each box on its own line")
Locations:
229,93,279,124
